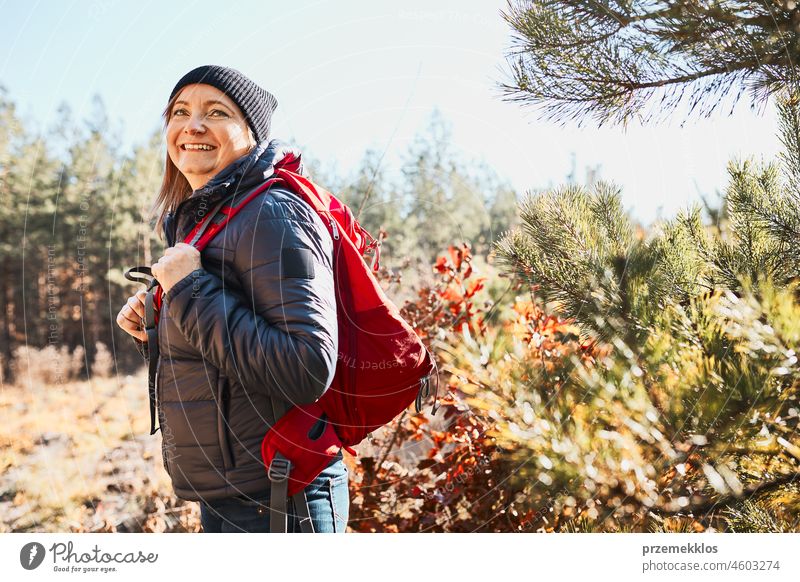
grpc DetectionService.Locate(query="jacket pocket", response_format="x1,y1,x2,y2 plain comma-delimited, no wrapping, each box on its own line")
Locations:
216,374,235,470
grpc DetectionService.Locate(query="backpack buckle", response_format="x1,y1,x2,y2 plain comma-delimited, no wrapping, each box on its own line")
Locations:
267,455,292,483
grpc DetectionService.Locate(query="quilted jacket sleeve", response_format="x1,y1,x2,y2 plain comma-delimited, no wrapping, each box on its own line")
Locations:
163,189,338,405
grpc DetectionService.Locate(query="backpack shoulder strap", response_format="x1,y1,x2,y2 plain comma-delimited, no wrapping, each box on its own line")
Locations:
273,168,330,212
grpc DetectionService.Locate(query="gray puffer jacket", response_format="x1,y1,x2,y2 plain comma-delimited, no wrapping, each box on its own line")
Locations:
134,140,337,501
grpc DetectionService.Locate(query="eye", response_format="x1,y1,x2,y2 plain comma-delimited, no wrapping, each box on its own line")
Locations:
208,109,229,118
171,108,188,116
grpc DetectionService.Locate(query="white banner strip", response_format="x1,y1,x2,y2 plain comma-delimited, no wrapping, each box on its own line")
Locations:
2,533,798,581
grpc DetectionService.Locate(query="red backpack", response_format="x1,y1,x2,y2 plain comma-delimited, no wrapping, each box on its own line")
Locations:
127,152,438,532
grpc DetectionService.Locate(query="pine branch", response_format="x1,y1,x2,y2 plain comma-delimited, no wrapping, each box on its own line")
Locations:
500,0,800,124
653,471,800,516
777,90,800,198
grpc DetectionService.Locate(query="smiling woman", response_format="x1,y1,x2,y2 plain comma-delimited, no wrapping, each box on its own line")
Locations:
114,65,347,533
151,67,278,236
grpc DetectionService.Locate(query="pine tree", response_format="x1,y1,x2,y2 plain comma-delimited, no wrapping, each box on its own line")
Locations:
488,95,800,529
485,182,520,248
402,111,499,261
337,148,405,261
0,87,23,377
402,111,457,259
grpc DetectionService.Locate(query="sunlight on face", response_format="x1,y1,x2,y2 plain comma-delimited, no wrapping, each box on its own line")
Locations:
166,84,255,190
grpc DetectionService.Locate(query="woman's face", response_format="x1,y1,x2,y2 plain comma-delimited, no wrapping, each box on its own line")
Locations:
166,83,254,191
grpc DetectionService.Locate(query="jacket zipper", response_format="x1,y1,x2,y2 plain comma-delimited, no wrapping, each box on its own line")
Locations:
217,375,235,470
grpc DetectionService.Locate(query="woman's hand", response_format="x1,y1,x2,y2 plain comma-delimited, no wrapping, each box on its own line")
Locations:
151,242,202,295
116,289,148,341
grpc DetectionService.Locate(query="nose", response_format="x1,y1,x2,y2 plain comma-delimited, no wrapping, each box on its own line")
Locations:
184,113,207,135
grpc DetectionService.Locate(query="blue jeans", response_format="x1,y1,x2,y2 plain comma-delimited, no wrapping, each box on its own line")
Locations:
199,454,349,533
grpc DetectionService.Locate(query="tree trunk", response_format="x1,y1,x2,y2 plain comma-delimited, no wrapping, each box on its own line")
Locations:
1,255,13,382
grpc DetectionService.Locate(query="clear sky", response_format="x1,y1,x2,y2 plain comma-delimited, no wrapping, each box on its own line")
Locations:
1,0,781,224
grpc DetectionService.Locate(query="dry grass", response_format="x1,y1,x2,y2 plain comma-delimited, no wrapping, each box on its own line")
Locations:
0,367,200,532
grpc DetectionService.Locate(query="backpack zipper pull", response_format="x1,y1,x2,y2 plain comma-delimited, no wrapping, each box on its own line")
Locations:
328,215,340,240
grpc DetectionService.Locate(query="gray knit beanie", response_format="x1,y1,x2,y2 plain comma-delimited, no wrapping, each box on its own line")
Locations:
169,65,278,142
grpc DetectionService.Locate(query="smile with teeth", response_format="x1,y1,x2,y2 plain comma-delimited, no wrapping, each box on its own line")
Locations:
181,144,217,151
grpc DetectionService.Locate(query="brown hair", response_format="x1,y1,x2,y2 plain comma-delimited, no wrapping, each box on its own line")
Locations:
150,91,256,239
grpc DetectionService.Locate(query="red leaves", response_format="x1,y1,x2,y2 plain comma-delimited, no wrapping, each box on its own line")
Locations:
506,298,605,364
348,380,507,531
449,245,463,270
464,277,486,299
392,243,488,343
441,285,463,304
435,244,470,276
447,245,474,278
428,243,488,337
